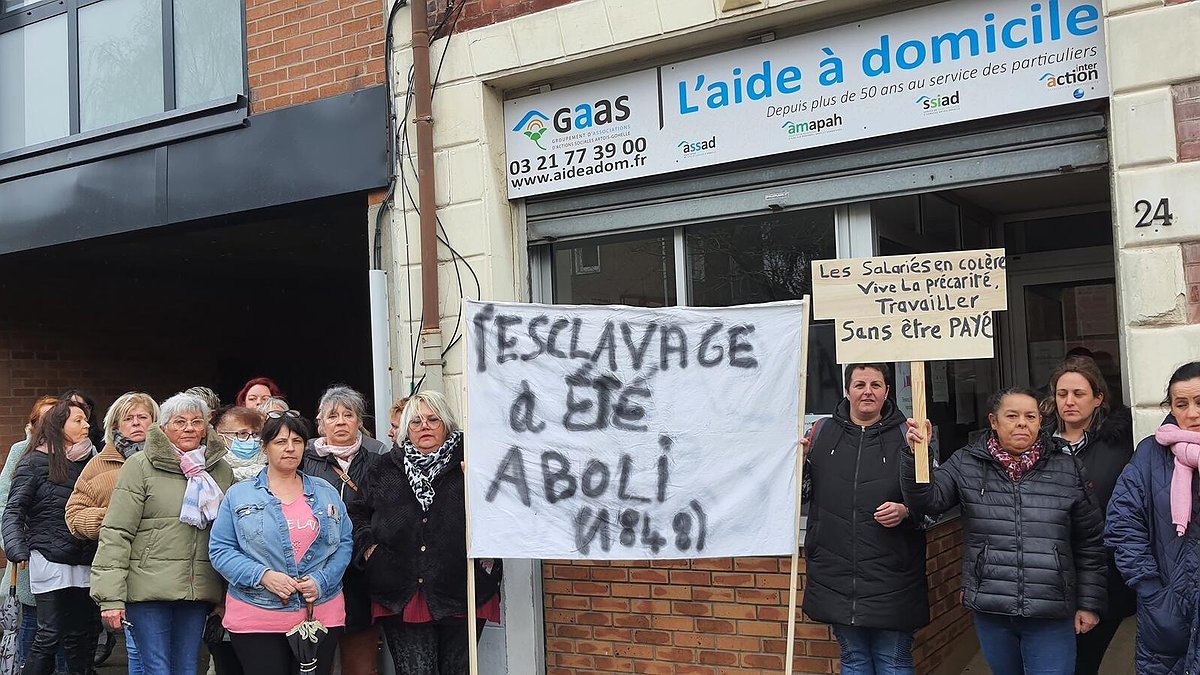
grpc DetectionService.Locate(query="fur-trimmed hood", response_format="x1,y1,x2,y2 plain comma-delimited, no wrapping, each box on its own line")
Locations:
143,425,228,474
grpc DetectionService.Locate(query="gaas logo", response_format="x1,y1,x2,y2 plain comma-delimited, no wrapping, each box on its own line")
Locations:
512,110,550,151
678,137,717,154
512,96,632,151
916,91,960,111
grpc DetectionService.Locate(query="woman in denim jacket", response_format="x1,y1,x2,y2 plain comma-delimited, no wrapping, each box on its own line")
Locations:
209,410,353,675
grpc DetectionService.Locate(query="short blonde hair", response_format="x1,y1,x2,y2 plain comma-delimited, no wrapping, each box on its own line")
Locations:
103,392,160,446
400,391,460,436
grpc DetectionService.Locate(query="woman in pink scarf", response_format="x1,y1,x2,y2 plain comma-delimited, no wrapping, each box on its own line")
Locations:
1106,361,1200,675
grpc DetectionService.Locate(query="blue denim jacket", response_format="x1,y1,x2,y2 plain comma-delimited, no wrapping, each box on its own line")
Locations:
209,469,352,611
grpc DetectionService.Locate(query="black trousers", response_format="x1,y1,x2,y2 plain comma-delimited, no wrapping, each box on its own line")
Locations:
209,639,244,675
380,617,485,675
228,628,343,675
25,587,98,675
1074,612,1126,675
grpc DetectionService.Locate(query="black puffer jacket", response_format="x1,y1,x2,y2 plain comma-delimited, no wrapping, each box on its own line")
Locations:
902,433,1106,618
2,450,95,565
802,400,929,631
348,436,501,619
1047,407,1137,620
301,435,388,632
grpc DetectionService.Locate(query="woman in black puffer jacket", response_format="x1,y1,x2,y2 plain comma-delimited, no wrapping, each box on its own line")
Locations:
2,400,99,675
901,386,1106,675
1041,356,1136,675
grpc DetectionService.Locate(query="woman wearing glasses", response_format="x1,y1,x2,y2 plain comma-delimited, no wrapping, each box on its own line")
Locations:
91,392,234,675
210,410,352,675
301,385,389,675
214,406,267,483
64,392,159,675
350,390,501,675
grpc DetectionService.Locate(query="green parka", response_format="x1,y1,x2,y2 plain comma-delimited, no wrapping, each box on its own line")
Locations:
90,425,233,611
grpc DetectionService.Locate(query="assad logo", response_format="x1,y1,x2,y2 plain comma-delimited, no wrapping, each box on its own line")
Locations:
512,110,550,150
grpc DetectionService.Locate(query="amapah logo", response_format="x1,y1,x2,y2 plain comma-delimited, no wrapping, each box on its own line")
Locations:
512,110,550,150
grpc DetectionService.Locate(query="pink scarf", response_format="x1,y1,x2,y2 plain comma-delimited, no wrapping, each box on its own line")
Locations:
35,440,94,462
313,433,363,463
1157,423,1200,536
177,445,223,528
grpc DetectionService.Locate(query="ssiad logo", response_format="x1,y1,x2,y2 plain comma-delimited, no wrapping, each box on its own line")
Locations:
678,136,717,156
1040,64,1100,100
511,96,631,150
916,91,961,114
780,113,843,137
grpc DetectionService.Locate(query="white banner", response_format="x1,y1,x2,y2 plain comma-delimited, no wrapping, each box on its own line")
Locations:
465,300,807,560
504,0,1107,197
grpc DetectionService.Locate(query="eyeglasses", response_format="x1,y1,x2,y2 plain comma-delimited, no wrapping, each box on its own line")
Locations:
267,409,301,420
408,416,443,429
167,418,206,431
218,431,260,442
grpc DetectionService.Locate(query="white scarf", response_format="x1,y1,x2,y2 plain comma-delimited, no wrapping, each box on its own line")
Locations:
313,433,363,465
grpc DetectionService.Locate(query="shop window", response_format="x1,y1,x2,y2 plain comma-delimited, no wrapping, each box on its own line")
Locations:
685,208,840,414
0,14,68,153
0,0,245,155
79,0,165,132
552,231,676,307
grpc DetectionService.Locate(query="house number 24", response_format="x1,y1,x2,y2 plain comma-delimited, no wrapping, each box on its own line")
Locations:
1135,198,1173,228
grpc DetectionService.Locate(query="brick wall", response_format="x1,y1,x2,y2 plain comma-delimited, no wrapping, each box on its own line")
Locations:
444,0,578,32
543,520,972,674
1174,81,1200,162
246,0,387,113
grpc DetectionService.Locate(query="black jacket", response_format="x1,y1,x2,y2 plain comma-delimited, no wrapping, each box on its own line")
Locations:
348,436,501,619
2,450,95,565
1047,407,1137,620
902,433,1107,619
300,435,388,631
801,400,929,631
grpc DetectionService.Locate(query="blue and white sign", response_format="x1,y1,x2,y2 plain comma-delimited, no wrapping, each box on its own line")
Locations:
504,0,1108,198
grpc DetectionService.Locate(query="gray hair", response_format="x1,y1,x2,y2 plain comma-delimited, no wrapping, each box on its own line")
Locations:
317,385,366,426
184,386,221,411
257,397,289,414
103,392,159,446
400,390,460,435
159,393,210,428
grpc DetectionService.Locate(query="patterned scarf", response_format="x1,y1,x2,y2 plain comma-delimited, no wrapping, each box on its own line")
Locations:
987,433,1044,482
402,431,461,512
112,431,145,459
176,445,223,528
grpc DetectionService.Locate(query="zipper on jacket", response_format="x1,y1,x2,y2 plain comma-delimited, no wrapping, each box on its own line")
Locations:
850,426,865,625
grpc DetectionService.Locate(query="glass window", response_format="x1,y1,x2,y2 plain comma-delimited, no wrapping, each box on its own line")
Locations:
552,231,676,307
78,0,164,132
0,14,68,153
686,208,840,413
3,0,45,12
921,194,959,246
173,0,243,108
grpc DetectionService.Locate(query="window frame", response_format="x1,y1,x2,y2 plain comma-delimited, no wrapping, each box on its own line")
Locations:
0,0,246,159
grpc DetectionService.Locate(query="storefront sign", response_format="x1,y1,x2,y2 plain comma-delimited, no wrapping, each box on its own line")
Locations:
811,249,1008,363
464,300,807,560
505,0,1107,198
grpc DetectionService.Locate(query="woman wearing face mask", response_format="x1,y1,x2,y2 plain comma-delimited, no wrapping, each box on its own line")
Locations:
65,392,160,675
301,386,388,675
3,400,100,675
1106,362,1200,675
1040,357,1135,675
214,407,267,483
902,387,1106,675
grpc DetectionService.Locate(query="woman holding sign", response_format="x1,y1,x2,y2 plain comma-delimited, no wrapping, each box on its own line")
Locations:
902,386,1106,675
350,391,501,675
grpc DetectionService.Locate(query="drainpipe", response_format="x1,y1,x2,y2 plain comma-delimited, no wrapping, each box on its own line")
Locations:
411,0,444,392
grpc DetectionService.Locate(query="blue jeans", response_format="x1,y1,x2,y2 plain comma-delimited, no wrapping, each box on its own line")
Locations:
832,625,915,675
125,601,210,675
125,624,144,675
18,604,66,672
974,612,1076,675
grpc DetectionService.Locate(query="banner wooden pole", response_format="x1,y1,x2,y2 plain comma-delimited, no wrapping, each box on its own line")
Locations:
463,299,480,675
910,361,930,483
784,296,812,675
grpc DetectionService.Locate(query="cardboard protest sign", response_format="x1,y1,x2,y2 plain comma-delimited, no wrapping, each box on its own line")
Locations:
811,249,1007,363
464,300,807,560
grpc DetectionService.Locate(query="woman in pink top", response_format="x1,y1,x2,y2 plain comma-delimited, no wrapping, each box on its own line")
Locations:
209,411,353,675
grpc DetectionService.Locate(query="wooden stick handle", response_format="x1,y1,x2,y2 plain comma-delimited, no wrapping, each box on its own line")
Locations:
911,361,930,484
785,297,812,675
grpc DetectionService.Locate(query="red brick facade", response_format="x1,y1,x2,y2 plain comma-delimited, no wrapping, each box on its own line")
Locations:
246,0,387,113
446,0,578,33
1174,81,1200,162
543,520,972,674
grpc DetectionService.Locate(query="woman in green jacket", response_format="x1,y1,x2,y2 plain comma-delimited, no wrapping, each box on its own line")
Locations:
91,392,234,675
